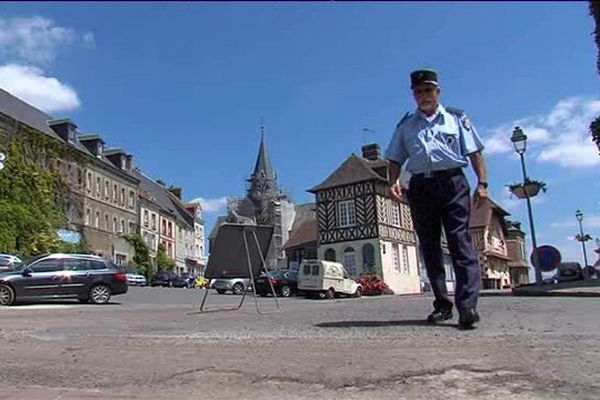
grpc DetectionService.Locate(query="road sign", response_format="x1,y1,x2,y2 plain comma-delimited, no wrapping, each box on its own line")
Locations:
0,151,5,171
531,245,562,272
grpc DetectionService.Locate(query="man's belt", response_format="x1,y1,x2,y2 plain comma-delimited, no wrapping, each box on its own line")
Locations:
413,168,463,179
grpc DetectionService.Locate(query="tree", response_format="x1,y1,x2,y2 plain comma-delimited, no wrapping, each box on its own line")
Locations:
156,242,176,271
590,2,600,153
122,233,153,278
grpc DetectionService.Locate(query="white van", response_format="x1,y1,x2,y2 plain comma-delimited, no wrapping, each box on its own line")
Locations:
298,259,362,299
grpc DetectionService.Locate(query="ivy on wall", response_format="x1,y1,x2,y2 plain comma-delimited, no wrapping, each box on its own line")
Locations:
0,121,86,258
122,233,153,278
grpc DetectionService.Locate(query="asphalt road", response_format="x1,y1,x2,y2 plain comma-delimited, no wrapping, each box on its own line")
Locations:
1,287,599,399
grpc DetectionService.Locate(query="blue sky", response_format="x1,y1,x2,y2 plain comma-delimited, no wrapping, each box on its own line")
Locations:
0,2,599,266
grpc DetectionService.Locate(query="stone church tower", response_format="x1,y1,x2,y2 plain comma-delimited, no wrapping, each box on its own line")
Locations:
222,131,295,269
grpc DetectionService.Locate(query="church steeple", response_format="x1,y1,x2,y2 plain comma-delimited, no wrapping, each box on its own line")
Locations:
247,125,280,220
252,127,275,181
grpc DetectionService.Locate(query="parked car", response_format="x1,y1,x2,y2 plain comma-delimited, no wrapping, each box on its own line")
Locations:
171,274,192,288
297,259,362,299
194,275,209,288
211,277,252,295
254,269,298,297
150,270,177,287
0,253,128,306
543,262,585,284
0,254,22,271
175,272,196,288
126,272,147,286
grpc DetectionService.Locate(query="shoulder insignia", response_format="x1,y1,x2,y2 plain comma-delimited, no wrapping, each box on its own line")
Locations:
396,112,412,128
445,106,464,116
446,106,471,131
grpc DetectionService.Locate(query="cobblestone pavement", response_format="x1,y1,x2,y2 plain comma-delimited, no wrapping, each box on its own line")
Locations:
0,288,599,399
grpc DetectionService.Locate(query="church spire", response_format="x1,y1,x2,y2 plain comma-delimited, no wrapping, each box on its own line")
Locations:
252,122,275,180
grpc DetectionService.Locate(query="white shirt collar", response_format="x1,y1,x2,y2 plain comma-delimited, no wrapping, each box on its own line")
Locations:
417,104,445,123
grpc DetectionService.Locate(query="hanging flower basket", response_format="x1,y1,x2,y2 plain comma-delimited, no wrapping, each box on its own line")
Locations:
507,180,547,199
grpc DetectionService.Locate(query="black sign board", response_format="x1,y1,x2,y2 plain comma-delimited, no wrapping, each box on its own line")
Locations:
204,223,273,279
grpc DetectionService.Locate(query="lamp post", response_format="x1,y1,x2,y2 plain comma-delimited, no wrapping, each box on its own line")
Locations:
575,209,589,268
511,127,543,286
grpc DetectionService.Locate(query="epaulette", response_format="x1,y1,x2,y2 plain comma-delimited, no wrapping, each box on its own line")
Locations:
445,106,465,116
446,106,473,131
396,112,412,128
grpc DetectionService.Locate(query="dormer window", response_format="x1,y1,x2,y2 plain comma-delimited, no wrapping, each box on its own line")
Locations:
68,129,76,143
97,143,103,157
120,156,126,170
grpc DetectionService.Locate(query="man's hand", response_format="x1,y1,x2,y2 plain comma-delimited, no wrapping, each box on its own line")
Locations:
390,182,403,203
473,183,488,208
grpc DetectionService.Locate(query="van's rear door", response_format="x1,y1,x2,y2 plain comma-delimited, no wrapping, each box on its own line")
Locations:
299,262,321,290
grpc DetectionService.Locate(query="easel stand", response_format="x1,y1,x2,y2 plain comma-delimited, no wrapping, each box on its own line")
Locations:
196,226,280,315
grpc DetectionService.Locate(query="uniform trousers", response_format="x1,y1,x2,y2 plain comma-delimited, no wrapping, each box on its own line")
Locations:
406,168,480,312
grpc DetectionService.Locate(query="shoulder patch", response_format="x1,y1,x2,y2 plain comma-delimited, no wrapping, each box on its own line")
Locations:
445,106,464,116
446,106,472,131
396,112,412,128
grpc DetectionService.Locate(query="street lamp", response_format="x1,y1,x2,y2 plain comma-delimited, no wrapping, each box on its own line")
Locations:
511,126,543,286
575,209,590,269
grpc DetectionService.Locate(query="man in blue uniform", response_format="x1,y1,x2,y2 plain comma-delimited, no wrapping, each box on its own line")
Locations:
385,69,488,329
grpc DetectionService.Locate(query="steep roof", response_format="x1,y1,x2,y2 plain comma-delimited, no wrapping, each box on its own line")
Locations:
0,89,137,182
470,197,510,228
0,89,61,140
252,133,275,180
129,168,191,227
283,219,317,249
308,154,388,192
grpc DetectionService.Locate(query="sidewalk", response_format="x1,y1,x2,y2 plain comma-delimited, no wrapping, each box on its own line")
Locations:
511,280,600,297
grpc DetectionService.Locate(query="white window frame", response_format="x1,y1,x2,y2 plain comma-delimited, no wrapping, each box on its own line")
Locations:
337,200,356,228
402,245,410,274
343,247,356,277
392,243,400,272
389,201,401,227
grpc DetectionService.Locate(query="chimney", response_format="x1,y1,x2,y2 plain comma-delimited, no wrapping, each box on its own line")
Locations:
125,154,133,170
168,186,182,200
361,143,380,161
48,118,77,143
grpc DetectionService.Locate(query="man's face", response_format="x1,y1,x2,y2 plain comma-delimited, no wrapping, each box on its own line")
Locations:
412,83,440,115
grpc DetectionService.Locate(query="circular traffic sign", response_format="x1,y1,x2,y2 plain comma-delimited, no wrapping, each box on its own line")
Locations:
0,152,5,161
531,245,562,272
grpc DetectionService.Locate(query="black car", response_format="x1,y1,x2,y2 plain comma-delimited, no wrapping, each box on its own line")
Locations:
254,269,298,297
0,253,128,306
150,270,178,287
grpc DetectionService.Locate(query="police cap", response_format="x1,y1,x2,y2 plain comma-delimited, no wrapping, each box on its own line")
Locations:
410,69,439,88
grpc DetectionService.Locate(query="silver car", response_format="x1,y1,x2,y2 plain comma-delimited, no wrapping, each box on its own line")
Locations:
211,278,251,295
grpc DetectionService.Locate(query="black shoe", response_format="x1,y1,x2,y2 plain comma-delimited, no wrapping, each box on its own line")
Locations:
458,308,480,330
427,308,453,323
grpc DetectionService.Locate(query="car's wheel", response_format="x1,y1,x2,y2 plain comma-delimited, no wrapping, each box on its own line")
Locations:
89,284,111,304
216,289,226,294
232,282,244,295
325,287,335,300
280,285,292,298
0,284,15,306
353,286,362,298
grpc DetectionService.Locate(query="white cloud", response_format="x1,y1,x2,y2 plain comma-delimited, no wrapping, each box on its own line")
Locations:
0,17,92,65
188,196,228,213
0,64,80,113
483,97,600,168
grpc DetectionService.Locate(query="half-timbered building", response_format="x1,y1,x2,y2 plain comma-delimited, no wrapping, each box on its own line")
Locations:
308,143,421,295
